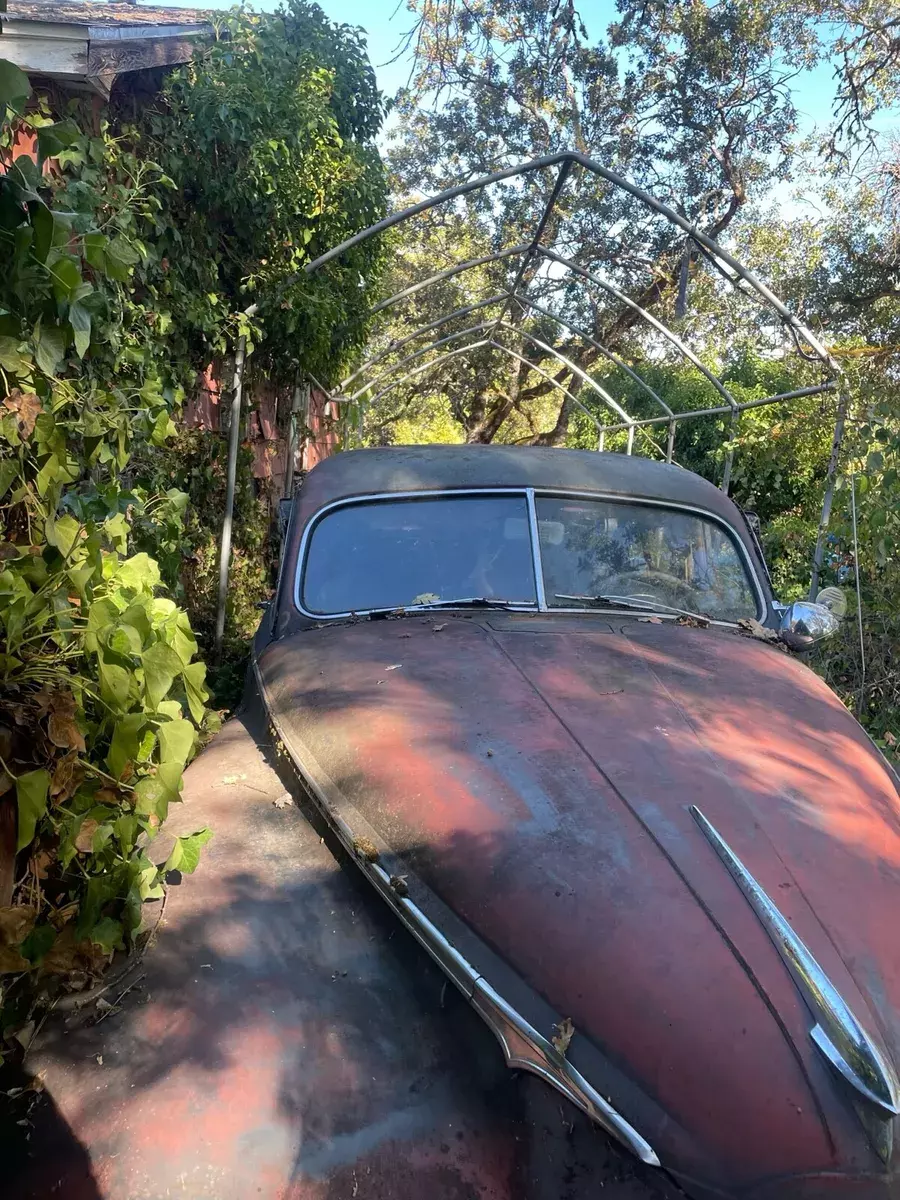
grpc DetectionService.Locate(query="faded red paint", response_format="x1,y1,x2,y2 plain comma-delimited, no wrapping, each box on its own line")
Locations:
258,616,900,1198
16,713,618,1200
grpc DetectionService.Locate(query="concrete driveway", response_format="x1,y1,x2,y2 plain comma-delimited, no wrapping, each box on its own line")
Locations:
9,695,681,1200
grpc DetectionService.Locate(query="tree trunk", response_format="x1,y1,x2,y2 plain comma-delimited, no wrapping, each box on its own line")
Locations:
530,396,572,446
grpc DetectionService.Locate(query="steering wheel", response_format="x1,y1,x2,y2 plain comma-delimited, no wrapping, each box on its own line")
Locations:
603,570,698,605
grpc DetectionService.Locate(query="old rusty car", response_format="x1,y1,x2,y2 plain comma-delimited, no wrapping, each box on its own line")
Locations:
254,443,900,1199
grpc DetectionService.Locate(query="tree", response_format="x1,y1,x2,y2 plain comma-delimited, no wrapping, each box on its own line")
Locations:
0,0,391,1019
117,0,388,387
367,0,820,444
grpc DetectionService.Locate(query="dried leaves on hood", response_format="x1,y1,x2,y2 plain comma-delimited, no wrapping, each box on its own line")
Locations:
551,1016,575,1056
737,617,788,650
675,614,710,628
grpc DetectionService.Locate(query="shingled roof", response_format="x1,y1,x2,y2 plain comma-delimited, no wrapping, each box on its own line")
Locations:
2,2,214,97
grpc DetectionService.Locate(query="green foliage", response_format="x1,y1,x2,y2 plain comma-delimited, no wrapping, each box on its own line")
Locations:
131,429,274,710
114,0,388,386
0,0,388,1034
374,0,821,442
0,68,218,1027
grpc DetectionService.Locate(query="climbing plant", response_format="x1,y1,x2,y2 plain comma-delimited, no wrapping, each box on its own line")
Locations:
0,0,389,1030
108,0,388,694
114,0,388,388
0,63,217,1035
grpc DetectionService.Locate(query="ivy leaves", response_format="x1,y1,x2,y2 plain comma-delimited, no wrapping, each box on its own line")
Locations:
164,827,213,876
0,63,215,1013
0,60,31,119
15,771,50,853
138,0,387,383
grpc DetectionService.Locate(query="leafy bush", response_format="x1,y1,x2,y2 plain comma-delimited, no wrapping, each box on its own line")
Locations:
132,430,275,709
0,66,215,1038
0,0,389,1035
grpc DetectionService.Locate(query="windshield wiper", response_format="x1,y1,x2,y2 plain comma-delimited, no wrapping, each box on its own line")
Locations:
413,596,526,611
554,593,712,623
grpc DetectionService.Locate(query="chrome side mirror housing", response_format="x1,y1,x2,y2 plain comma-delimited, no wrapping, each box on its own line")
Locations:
778,601,840,651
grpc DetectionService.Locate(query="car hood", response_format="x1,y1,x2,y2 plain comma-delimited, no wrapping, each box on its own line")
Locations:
257,614,900,1196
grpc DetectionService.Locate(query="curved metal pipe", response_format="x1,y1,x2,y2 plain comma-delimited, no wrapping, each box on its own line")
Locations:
365,335,665,458
351,322,504,404
521,296,673,417
304,149,838,372
538,247,737,409
486,340,606,435
363,339,568,413
340,295,508,392
596,382,838,433
494,320,632,426
369,244,530,317
352,318,635,433
343,288,673,420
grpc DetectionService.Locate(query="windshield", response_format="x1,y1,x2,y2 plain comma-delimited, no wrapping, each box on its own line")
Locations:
536,496,757,621
301,494,537,615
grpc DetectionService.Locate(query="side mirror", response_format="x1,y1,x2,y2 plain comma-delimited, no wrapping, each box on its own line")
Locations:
778,601,840,651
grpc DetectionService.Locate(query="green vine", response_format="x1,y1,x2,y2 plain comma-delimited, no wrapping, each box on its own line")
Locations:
0,0,388,1036
0,65,216,1032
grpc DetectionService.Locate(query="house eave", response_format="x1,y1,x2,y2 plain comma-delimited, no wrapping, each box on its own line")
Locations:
1,14,213,87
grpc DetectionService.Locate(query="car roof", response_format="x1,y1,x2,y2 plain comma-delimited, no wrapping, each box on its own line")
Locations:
298,445,745,527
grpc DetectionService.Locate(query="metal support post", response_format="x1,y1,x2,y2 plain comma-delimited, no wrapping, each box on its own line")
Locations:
214,336,246,656
810,387,850,598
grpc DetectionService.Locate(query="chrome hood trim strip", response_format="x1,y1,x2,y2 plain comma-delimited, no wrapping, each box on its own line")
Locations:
691,806,900,1128
254,656,660,1170
472,977,660,1166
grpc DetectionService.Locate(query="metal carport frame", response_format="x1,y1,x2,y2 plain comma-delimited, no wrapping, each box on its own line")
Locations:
303,151,847,599
216,149,851,648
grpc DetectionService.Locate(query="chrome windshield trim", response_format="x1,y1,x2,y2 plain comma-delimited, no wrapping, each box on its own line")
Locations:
292,486,768,624
525,488,548,611
254,655,660,1170
691,806,900,1121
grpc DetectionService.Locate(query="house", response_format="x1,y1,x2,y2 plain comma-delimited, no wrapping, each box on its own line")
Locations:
2,1,214,99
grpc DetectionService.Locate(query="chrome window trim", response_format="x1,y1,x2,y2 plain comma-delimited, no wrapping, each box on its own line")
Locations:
254,654,660,1169
691,805,900,1157
525,487,548,611
292,486,768,624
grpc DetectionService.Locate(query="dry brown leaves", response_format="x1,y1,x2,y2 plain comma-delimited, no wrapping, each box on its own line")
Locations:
49,901,78,930
41,927,109,977
551,1016,575,1056
40,689,86,753
0,905,37,946
74,819,99,854
2,389,42,440
51,751,84,805
31,848,55,880
0,907,37,973
737,617,787,651
675,614,710,629
0,945,31,974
